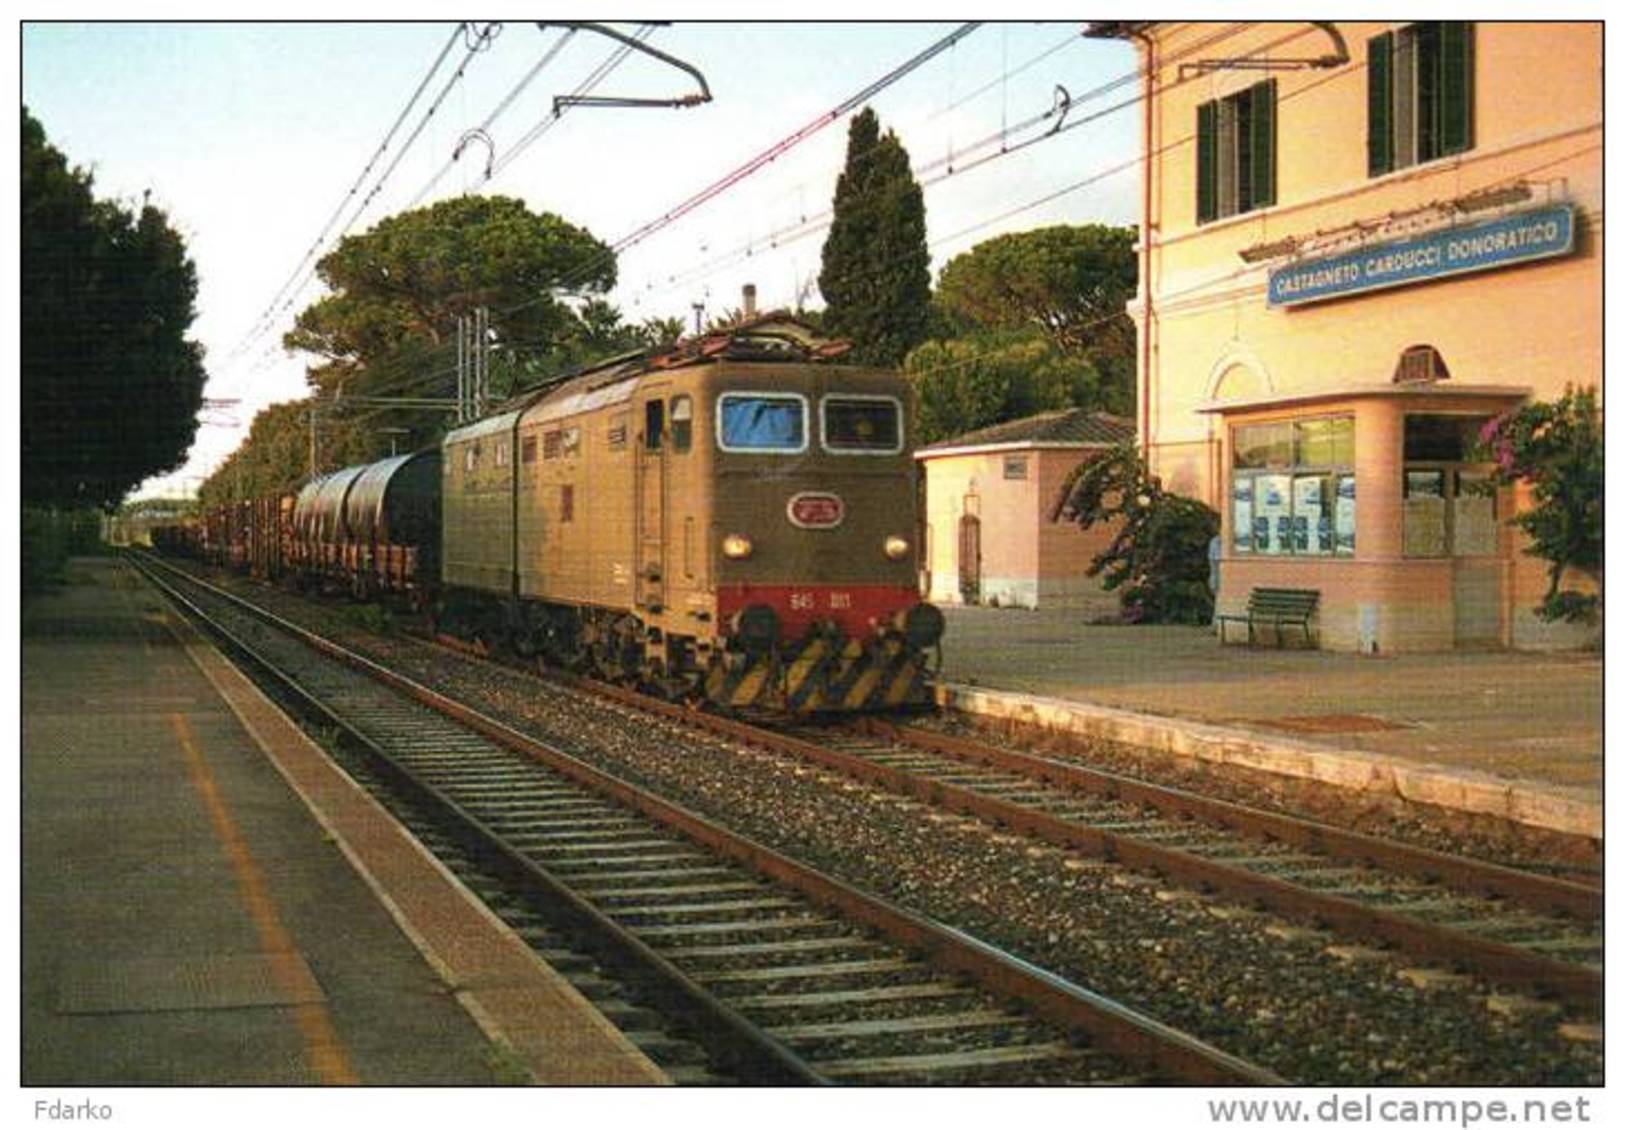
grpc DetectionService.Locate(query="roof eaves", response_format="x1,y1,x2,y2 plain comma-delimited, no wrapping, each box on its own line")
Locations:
915,439,1115,461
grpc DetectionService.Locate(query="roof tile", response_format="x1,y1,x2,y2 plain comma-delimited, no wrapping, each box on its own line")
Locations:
920,409,1134,452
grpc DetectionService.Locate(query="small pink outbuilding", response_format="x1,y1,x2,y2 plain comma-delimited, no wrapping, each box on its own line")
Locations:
915,410,1134,616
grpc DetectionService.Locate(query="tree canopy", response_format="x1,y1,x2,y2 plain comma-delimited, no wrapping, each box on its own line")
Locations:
286,194,617,397
817,107,931,367
22,106,207,508
200,196,655,502
934,224,1137,414
903,328,1097,446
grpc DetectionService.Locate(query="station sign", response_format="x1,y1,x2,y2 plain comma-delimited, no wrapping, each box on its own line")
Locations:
1267,204,1575,308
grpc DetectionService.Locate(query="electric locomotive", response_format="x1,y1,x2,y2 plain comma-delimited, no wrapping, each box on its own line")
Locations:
437,316,944,712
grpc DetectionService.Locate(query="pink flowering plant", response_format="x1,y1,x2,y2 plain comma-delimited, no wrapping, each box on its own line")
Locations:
1054,443,1220,624
1474,385,1602,623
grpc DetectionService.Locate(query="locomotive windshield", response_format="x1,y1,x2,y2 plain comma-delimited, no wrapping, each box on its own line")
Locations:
822,396,902,453
717,393,807,452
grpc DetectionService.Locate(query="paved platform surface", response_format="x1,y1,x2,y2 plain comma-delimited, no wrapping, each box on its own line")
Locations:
937,607,1602,837
22,558,665,1085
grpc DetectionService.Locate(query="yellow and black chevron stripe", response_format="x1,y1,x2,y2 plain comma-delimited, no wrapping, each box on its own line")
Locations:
705,637,933,713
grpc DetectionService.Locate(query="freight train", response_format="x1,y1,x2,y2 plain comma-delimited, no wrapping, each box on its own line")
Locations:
163,316,944,713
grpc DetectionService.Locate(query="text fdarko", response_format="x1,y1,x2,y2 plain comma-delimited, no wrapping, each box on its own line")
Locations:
34,1099,113,1121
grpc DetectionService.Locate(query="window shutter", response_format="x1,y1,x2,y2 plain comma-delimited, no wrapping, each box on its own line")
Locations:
1216,97,1238,217
1250,80,1276,208
1367,31,1394,176
1196,99,1218,223
1439,21,1474,155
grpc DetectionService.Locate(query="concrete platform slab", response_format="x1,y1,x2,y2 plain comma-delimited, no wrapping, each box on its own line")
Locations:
936,607,1600,838
22,558,666,1086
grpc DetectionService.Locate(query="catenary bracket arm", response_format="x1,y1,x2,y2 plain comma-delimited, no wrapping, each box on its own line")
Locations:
538,21,713,113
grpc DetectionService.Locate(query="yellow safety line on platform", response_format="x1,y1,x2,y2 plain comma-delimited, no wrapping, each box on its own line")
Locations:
169,711,360,1085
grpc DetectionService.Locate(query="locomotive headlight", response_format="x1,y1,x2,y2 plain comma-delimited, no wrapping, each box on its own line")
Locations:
883,535,910,560
721,533,754,560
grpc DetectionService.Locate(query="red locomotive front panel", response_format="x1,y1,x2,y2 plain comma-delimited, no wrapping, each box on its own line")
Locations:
716,582,922,643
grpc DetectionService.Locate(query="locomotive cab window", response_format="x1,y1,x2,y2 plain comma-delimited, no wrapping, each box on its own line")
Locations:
670,395,693,453
822,395,902,454
717,392,808,453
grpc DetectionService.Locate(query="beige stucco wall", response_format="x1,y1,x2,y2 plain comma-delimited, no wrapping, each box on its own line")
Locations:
919,447,1120,614
1129,21,1601,651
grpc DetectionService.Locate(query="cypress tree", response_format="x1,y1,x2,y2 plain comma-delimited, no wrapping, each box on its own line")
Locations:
818,107,931,367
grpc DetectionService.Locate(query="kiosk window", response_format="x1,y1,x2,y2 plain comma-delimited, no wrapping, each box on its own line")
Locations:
1232,415,1353,557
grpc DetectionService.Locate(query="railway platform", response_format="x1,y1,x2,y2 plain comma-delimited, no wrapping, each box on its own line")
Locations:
936,607,1601,840
21,557,667,1086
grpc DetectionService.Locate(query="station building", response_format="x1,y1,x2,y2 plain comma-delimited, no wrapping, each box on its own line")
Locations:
916,409,1133,614
1087,21,1601,651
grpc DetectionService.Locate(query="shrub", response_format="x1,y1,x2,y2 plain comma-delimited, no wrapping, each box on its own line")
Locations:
1054,444,1219,624
1475,386,1602,624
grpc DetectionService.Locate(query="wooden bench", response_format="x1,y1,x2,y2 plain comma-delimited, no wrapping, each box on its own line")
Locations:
1217,587,1320,647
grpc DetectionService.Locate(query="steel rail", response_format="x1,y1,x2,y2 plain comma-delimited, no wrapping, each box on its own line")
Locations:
863,720,1602,918
574,682,1601,1017
131,556,823,1086
133,553,1280,1086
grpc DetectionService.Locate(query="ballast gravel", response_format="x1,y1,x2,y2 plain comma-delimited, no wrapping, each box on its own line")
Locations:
184,572,1602,1086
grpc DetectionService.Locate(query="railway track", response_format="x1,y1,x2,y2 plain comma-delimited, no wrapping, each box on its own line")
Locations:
568,683,1602,1019
132,554,1278,1086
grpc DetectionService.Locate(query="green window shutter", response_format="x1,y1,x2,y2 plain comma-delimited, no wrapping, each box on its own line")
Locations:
1439,21,1474,155
1368,31,1394,176
1250,79,1276,208
1197,99,1218,223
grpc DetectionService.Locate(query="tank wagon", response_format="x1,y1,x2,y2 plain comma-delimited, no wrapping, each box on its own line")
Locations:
288,450,440,602
160,317,943,714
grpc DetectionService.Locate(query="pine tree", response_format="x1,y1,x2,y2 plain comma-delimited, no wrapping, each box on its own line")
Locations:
818,107,931,367
22,107,207,508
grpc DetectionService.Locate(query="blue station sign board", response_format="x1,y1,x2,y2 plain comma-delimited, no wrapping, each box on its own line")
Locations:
1267,204,1575,308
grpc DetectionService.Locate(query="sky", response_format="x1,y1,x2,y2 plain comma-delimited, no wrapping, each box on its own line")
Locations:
19,13,1142,500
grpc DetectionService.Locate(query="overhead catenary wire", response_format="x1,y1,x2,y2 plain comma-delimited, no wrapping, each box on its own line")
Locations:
605,22,983,258
404,25,581,208
227,22,1590,486
279,21,1243,434
227,20,1261,443
239,20,1089,406
245,23,664,426
461,22,986,342
631,22,1263,304
486,24,657,181
224,23,466,364
224,21,503,375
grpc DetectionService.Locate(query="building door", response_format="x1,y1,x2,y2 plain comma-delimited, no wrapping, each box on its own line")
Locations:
1451,470,1501,645
635,390,669,612
958,514,981,604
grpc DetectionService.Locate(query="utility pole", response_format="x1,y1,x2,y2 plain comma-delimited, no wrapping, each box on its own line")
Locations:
456,307,492,421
